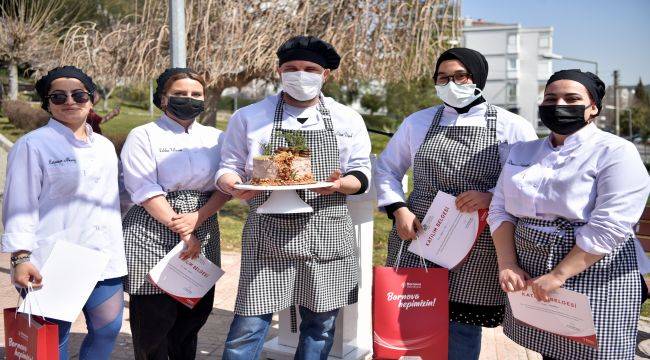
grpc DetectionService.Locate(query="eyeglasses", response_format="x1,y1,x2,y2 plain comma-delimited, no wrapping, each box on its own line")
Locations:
435,72,472,85
47,91,92,105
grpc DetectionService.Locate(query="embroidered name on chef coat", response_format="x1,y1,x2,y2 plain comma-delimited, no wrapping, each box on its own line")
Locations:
48,157,77,166
158,147,183,153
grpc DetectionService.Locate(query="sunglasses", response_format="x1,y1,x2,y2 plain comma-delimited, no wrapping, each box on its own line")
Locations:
47,91,92,105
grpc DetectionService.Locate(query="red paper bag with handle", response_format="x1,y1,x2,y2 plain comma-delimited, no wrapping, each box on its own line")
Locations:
4,307,59,360
372,257,449,359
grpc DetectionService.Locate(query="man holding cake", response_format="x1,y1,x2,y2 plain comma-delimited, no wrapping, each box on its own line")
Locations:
216,35,372,359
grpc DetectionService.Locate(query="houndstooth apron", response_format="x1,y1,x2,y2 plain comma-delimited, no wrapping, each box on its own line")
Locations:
234,94,358,317
503,217,640,359
386,104,505,327
123,190,220,295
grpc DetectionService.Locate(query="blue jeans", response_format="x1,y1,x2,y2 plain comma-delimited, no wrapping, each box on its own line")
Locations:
222,306,340,360
448,321,482,360
47,277,124,360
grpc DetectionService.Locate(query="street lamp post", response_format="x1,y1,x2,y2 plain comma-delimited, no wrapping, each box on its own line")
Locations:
541,53,598,75
169,0,187,67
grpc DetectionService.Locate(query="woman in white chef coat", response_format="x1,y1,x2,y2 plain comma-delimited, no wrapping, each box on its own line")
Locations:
375,48,537,359
216,35,372,359
2,66,127,359
120,68,230,360
489,69,650,360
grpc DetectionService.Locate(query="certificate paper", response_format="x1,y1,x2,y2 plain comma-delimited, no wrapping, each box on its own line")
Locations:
508,288,598,348
407,191,487,269
19,241,110,322
147,242,224,308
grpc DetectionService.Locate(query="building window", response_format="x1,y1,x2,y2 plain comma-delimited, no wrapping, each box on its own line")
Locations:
507,33,518,53
506,83,517,103
539,34,550,48
507,58,518,71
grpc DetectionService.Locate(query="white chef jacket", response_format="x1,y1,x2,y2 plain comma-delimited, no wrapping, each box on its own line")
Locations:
216,93,372,184
1,119,127,279
376,103,537,207
121,115,223,205
488,123,650,255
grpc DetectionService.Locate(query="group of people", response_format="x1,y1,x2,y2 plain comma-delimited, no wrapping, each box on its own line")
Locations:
1,33,647,360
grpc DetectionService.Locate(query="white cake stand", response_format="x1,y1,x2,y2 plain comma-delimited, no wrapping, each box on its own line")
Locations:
233,182,334,214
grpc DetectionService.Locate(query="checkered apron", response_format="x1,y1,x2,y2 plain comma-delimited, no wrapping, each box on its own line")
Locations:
503,217,640,359
385,104,505,327
122,190,220,295
234,94,358,317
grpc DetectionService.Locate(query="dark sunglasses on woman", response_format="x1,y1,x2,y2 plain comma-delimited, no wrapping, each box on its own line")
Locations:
47,91,92,105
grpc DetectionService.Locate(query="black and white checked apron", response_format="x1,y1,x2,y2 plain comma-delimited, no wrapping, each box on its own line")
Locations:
123,190,220,295
503,217,640,359
385,104,505,327
234,94,358,317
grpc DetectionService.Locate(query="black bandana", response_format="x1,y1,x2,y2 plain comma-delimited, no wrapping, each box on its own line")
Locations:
35,66,96,111
546,69,605,115
153,68,194,110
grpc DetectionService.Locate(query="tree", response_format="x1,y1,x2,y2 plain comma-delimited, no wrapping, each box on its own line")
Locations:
63,0,460,124
0,0,67,100
634,78,649,107
361,93,384,115
385,76,442,120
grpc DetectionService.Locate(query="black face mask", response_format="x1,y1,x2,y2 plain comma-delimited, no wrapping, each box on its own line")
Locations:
538,105,588,135
167,96,205,120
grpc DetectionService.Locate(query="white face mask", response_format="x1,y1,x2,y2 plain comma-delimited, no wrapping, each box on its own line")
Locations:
281,71,324,101
435,82,483,108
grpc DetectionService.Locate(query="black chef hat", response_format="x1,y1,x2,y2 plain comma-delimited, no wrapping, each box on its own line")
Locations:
35,66,96,111
546,69,606,115
433,48,489,90
153,67,194,109
277,35,341,70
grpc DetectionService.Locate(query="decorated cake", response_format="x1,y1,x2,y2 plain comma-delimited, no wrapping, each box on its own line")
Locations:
251,133,315,185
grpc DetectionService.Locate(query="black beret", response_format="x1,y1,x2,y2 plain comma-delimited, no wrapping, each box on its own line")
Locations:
35,66,96,111
153,67,194,110
277,35,341,70
546,69,606,115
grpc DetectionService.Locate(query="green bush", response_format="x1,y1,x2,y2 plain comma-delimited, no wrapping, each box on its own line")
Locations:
112,83,150,110
217,96,257,111
360,93,384,115
385,77,442,120
362,114,399,132
3,100,49,131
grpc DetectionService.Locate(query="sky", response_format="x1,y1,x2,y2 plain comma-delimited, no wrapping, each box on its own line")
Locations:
462,0,650,86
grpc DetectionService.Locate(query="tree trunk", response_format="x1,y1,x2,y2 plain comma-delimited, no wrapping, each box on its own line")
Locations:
8,61,19,100
200,85,224,127
102,87,115,112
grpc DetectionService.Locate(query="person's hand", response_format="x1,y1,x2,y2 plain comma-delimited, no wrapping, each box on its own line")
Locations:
498,263,530,292
218,173,261,201
528,272,565,302
393,207,423,241
168,212,200,237
311,170,342,195
179,234,201,260
455,191,493,213
12,262,43,289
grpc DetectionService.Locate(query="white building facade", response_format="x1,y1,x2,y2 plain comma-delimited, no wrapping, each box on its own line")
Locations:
462,19,554,132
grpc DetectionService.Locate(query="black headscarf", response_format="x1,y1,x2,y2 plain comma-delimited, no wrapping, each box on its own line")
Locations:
277,35,341,70
35,66,96,111
153,67,194,109
434,48,489,113
546,69,606,115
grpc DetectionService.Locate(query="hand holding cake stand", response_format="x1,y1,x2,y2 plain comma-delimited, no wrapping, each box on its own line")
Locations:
233,182,334,214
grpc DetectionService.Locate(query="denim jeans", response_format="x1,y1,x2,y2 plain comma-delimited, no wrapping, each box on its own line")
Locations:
222,306,339,360
448,321,482,360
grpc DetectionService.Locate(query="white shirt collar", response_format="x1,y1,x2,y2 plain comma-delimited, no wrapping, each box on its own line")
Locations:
442,102,487,117
159,114,196,134
47,118,94,146
546,122,599,151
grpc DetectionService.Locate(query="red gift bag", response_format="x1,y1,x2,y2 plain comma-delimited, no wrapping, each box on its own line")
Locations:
372,266,449,360
4,307,59,360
